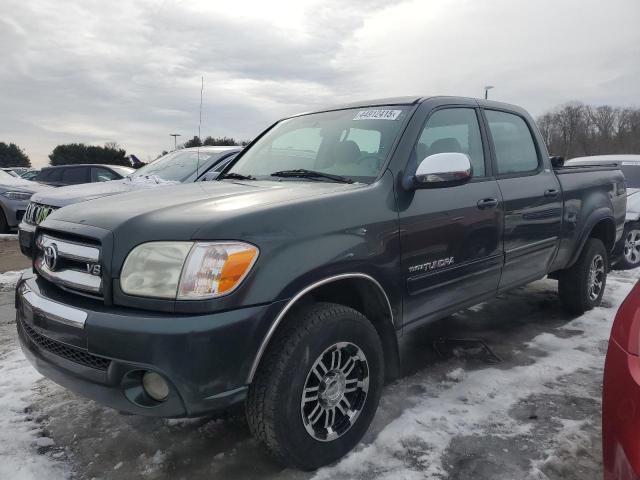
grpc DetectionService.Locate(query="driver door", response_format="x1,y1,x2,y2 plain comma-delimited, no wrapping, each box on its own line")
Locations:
398,107,504,328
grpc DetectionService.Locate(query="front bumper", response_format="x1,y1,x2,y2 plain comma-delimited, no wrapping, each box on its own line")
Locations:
16,272,286,417
18,221,35,257
1,197,28,228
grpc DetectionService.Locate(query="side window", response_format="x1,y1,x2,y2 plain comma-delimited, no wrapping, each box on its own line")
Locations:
92,167,119,182
46,168,63,182
62,167,88,184
485,110,539,175
417,108,485,177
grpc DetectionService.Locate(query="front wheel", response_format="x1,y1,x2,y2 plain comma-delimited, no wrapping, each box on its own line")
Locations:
558,238,608,314
246,302,384,470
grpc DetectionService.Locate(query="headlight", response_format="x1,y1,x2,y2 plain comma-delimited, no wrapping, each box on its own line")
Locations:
2,191,32,201
120,241,259,300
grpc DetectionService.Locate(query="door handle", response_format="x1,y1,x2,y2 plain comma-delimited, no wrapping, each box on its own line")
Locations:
477,198,499,209
544,189,559,198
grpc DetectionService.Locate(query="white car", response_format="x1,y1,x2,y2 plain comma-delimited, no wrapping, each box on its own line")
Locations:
565,155,640,269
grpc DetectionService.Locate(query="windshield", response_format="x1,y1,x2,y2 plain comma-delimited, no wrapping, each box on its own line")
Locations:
227,106,412,182
622,164,640,188
131,150,229,183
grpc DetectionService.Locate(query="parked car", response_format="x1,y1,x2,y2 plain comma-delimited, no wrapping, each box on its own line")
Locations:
603,279,640,480
566,155,640,269
18,146,241,256
4,166,31,176
32,164,135,187
20,169,40,181
0,169,51,232
17,96,626,469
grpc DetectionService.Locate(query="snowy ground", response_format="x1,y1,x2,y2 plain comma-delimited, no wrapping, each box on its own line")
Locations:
0,269,638,479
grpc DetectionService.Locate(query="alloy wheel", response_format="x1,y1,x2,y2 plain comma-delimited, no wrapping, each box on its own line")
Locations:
300,342,369,442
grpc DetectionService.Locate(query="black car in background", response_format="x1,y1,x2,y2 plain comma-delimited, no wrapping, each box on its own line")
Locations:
33,164,135,186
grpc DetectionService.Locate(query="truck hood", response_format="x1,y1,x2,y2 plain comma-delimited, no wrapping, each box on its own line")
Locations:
45,180,364,238
30,178,176,207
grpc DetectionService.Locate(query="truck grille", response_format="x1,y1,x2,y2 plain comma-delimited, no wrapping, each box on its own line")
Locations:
34,233,103,298
19,319,110,371
24,202,57,226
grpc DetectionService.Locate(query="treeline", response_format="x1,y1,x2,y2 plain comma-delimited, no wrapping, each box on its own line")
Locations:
49,142,129,166
537,103,640,159
0,142,31,167
182,135,249,148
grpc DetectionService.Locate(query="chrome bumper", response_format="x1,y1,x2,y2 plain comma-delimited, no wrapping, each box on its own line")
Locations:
18,282,87,329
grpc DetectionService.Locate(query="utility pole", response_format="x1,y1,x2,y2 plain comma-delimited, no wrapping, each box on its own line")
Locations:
169,133,181,150
484,86,494,100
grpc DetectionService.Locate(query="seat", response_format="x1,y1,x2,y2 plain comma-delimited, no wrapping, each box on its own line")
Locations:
332,140,361,166
428,137,463,155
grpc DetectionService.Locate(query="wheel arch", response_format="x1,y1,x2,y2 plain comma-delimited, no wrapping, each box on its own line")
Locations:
247,273,400,384
567,211,616,269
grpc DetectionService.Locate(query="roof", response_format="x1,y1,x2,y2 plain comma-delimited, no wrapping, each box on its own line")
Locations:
566,155,640,165
290,96,529,118
42,164,132,169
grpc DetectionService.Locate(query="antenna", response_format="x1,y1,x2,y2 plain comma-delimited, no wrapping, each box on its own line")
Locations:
196,75,204,179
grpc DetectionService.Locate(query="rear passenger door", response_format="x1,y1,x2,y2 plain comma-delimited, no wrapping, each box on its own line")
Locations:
483,109,562,289
399,106,504,328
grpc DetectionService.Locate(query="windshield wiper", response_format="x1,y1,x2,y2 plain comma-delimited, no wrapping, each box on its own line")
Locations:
270,169,353,184
219,172,256,180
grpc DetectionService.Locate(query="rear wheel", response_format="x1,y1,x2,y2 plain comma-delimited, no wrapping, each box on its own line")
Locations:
616,222,640,270
558,238,608,314
246,302,384,470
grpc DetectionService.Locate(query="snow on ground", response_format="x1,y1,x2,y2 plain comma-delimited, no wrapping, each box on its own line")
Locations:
0,349,69,480
0,269,28,291
0,233,18,241
314,272,638,480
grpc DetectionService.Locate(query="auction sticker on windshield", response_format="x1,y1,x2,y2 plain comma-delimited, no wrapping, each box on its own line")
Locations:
353,109,402,121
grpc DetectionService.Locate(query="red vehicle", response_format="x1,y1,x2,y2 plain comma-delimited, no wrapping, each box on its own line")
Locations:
603,280,640,479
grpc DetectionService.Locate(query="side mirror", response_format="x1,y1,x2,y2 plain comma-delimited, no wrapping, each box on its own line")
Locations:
414,152,472,189
550,156,565,168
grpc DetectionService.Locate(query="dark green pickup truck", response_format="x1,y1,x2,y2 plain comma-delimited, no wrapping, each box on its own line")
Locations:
16,96,626,469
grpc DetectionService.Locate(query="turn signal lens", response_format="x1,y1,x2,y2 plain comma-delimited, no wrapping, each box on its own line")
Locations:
177,242,258,299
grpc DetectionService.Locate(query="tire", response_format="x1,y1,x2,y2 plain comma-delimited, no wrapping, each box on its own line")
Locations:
615,221,640,270
0,208,8,233
558,238,608,314
246,302,384,470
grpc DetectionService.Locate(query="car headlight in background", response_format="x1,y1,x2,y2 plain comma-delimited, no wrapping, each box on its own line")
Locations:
120,241,259,300
2,191,32,201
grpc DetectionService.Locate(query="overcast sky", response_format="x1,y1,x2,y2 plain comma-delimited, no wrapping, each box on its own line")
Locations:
1,0,639,167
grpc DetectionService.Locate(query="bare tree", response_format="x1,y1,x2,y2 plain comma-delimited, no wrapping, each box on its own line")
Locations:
537,102,640,159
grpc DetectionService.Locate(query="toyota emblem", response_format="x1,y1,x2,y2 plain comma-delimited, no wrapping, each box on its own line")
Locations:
44,244,59,271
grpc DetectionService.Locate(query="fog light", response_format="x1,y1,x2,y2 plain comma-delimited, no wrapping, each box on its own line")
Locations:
142,372,169,401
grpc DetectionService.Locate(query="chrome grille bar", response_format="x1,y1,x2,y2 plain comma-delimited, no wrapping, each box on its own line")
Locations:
35,233,103,296
38,234,100,263
36,258,102,293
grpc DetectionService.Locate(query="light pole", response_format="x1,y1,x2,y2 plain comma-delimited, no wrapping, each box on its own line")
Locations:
484,85,494,100
169,133,181,150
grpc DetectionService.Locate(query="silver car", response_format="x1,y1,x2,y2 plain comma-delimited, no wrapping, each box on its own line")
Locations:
0,169,51,233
